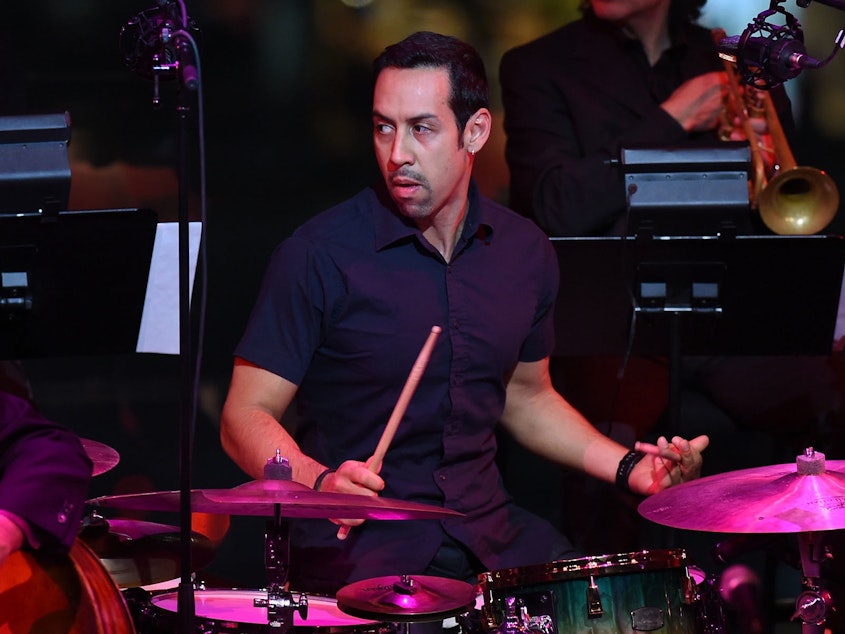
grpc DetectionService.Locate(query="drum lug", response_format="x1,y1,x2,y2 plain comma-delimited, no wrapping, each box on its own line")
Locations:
254,586,308,629
683,571,697,605
586,575,603,618
502,595,529,632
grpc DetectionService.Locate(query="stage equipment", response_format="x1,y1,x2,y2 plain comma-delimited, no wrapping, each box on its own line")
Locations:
716,1,844,90
121,1,204,630
337,575,478,622
87,478,464,520
0,539,135,633
143,591,389,633
0,207,158,359
550,234,845,433
621,143,752,236
714,25,839,235
639,449,841,632
80,439,120,477
639,450,845,533
0,112,71,216
478,549,718,633
78,514,214,588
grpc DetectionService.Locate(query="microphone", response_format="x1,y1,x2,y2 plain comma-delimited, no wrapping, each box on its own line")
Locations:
719,3,844,89
718,33,821,83
719,564,765,634
120,1,200,99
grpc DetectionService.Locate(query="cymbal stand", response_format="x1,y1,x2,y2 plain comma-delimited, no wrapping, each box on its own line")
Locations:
793,531,834,633
253,452,308,631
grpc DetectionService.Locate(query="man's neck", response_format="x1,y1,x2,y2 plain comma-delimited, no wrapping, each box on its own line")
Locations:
623,3,672,66
420,199,469,263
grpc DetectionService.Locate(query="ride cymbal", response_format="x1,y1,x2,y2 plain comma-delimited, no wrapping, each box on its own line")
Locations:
87,479,464,520
639,450,845,533
336,575,478,622
80,438,120,476
79,516,215,588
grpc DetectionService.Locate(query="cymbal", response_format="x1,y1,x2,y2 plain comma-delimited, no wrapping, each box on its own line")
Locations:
80,438,120,476
639,454,845,533
336,575,478,622
79,516,215,588
87,479,464,520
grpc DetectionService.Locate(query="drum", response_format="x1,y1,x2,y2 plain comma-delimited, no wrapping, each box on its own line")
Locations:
479,549,705,634
141,588,396,633
0,538,136,633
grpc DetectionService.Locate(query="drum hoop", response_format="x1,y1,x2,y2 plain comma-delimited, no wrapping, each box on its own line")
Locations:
150,588,382,626
480,548,689,589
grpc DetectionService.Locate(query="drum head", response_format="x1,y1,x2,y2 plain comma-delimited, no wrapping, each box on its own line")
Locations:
151,589,380,627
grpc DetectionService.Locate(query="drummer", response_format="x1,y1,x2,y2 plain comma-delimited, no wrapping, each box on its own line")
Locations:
220,30,708,604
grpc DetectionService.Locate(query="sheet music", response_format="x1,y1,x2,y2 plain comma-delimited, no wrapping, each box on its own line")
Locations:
136,222,202,355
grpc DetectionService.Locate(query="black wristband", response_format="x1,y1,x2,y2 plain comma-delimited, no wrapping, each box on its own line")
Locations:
313,468,336,491
615,450,645,493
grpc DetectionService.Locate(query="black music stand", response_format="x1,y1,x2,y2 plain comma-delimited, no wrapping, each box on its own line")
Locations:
622,143,754,236
0,208,158,359
551,234,845,430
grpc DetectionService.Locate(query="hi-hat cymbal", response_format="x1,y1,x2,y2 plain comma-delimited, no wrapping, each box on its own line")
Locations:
79,516,215,588
336,575,478,622
87,479,464,520
80,438,120,476
639,452,845,533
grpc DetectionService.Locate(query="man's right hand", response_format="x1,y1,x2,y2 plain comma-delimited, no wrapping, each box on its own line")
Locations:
661,71,729,133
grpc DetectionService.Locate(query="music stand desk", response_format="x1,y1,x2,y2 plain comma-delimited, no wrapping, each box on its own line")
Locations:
551,234,845,432
551,234,845,358
0,208,157,359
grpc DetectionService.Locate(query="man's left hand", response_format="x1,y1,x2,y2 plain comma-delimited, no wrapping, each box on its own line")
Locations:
630,434,710,495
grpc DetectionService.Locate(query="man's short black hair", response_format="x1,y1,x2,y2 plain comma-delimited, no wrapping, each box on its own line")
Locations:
373,31,489,143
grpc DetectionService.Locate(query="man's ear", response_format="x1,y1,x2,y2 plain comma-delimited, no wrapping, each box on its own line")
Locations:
464,108,492,154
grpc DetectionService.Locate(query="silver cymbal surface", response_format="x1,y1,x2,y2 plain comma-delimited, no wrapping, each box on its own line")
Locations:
639,458,845,533
88,479,464,520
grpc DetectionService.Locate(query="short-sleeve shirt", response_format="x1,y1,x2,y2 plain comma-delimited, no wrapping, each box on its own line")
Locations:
236,181,574,592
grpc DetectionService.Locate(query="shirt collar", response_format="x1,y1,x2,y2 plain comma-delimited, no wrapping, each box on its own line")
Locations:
372,180,494,252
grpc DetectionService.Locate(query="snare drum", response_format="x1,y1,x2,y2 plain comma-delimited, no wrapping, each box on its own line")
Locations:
141,588,394,633
479,549,702,634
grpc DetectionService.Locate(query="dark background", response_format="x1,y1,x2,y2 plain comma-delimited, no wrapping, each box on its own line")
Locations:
3,0,845,594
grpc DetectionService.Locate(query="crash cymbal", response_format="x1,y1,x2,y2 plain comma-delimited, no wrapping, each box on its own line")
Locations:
336,575,478,622
639,450,845,533
79,515,215,588
80,438,120,476
87,479,464,520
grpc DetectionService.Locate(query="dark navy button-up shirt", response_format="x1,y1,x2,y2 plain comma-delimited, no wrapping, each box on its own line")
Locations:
236,181,574,592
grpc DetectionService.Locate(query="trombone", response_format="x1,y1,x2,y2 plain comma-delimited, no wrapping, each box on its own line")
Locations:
714,28,839,235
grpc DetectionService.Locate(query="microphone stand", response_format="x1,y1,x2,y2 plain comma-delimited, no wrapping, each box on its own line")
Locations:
121,3,203,630
176,70,197,634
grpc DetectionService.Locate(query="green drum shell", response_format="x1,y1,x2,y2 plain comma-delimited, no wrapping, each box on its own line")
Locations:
479,549,699,634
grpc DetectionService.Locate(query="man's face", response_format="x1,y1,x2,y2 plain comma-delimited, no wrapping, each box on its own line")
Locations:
589,0,669,23
372,66,471,222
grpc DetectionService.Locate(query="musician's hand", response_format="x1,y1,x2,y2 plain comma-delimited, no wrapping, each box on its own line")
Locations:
629,434,710,495
662,71,729,133
0,514,24,568
319,459,385,533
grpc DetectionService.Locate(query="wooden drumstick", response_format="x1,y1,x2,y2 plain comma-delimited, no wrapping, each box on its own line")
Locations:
337,325,442,540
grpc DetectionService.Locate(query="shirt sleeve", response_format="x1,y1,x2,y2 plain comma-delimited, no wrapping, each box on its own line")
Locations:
235,236,327,384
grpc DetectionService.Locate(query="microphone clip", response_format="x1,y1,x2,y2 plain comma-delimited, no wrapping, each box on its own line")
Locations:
737,5,806,89
120,1,200,106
